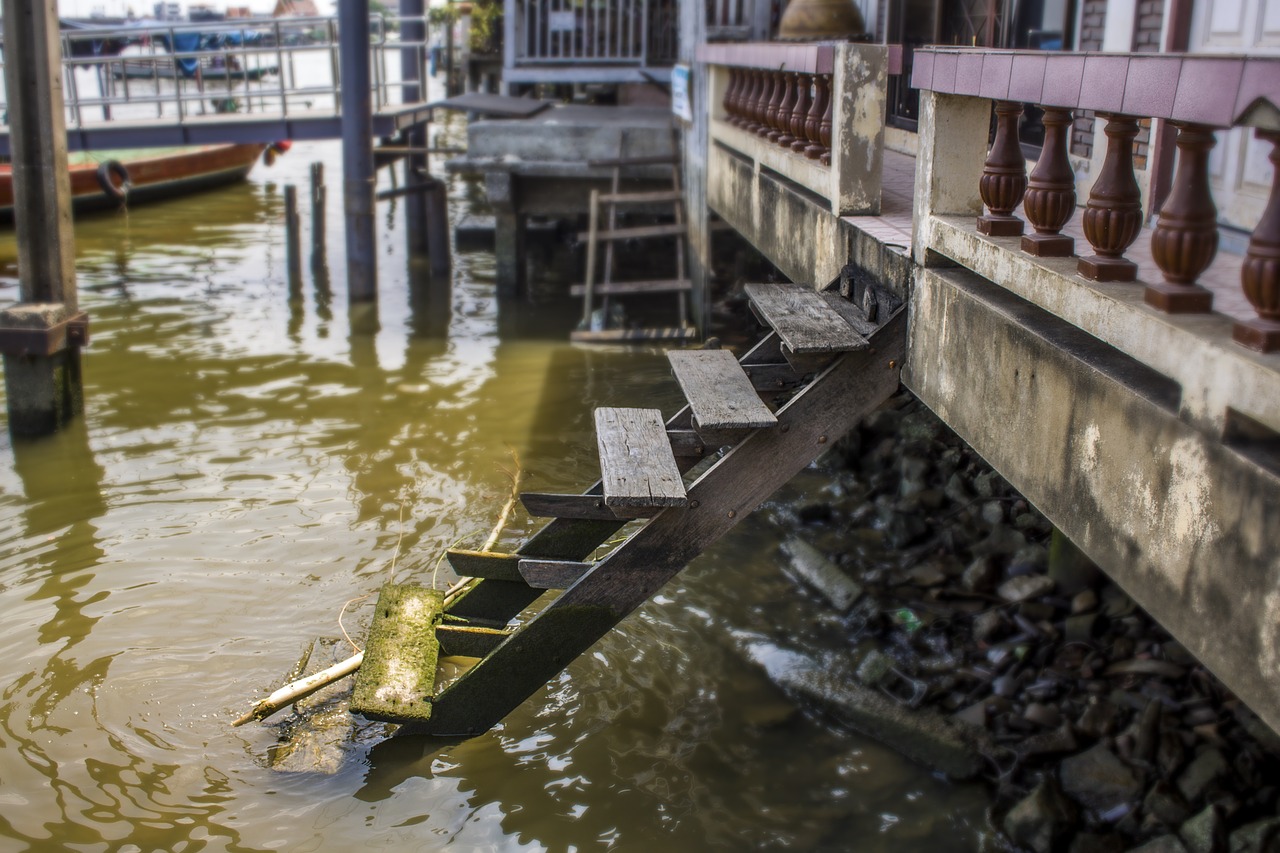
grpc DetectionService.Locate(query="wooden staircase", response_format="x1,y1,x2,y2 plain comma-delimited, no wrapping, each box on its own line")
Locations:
369,282,906,737
570,154,697,344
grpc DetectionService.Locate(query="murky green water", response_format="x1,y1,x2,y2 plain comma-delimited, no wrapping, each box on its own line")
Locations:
0,105,992,851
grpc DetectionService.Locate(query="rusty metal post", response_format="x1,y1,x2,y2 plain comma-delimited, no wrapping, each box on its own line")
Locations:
340,0,378,303
0,0,86,437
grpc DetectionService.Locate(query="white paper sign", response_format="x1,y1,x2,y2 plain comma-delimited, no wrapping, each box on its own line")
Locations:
671,64,692,123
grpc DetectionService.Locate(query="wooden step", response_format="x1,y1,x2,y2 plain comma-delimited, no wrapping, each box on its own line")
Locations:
587,154,679,167
744,282,869,355
518,559,595,589
350,583,443,724
569,326,697,344
668,349,777,436
446,549,523,583
599,189,684,204
595,407,688,515
521,492,617,520
576,223,686,242
569,278,692,297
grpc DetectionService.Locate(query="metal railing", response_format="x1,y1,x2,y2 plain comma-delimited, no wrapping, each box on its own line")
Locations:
513,0,677,65
0,15,433,131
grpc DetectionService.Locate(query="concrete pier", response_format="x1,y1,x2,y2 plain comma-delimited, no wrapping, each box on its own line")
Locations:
0,0,85,437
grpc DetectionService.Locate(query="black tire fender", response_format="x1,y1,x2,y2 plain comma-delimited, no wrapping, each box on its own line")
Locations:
96,159,131,203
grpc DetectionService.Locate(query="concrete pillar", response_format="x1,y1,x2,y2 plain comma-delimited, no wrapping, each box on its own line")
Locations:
487,172,525,299
911,90,990,267
340,0,379,303
0,0,85,438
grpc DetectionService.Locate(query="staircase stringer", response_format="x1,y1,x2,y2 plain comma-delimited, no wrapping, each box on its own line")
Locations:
413,309,907,737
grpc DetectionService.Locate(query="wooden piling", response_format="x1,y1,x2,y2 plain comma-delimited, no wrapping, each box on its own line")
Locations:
310,162,326,260
285,185,303,297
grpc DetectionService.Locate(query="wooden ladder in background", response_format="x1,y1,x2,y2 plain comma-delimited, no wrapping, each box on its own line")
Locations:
570,154,697,344
358,282,907,737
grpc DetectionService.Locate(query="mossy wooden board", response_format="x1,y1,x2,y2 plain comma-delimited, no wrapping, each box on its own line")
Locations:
351,584,444,724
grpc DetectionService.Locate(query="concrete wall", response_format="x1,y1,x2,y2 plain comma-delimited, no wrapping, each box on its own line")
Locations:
905,266,1280,735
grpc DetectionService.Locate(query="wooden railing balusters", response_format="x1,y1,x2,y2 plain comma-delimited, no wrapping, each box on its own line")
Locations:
773,71,798,145
804,73,829,160
818,74,833,166
789,74,812,153
1078,114,1143,282
760,70,784,138
1022,107,1076,256
1147,122,1218,313
1234,130,1280,353
977,100,1028,237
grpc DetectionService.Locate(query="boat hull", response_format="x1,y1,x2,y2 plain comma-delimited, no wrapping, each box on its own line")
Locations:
0,143,268,220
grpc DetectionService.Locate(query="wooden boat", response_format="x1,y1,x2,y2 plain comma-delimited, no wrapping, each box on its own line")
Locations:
0,142,273,220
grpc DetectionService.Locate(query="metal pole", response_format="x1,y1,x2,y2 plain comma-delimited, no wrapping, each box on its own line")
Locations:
400,0,431,259
340,0,379,303
0,0,85,438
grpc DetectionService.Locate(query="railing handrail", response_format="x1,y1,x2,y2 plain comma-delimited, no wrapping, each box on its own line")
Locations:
911,46,1279,130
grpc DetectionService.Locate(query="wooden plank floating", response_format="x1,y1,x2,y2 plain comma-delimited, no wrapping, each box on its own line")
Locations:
668,349,777,432
569,278,692,296
350,583,443,724
445,550,524,583
518,559,595,589
520,492,617,520
594,407,689,511
744,282,869,354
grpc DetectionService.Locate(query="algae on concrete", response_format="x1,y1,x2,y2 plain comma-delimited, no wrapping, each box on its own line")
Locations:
351,583,444,724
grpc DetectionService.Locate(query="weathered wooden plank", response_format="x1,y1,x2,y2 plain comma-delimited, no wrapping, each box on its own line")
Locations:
744,282,869,354
427,92,552,118
518,559,595,589
569,278,692,296
437,624,511,658
446,550,524,583
574,223,686,242
351,583,443,724
418,309,908,736
595,407,688,510
520,492,616,520
668,349,777,431
587,154,679,167
666,429,706,458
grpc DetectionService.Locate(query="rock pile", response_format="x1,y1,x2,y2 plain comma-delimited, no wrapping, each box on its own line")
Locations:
757,392,1280,853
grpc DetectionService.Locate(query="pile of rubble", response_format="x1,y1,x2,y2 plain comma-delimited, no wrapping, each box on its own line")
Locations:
751,393,1280,853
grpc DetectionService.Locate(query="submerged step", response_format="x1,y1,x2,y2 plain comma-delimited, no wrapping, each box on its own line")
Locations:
744,282,869,355
668,349,777,433
595,407,688,512
350,583,444,724
569,278,692,296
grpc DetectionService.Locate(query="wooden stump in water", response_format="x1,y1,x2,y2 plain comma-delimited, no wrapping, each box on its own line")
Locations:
351,583,444,724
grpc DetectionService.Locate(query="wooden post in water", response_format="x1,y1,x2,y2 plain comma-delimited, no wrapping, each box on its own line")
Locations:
285,185,303,297
0,0,86,437
310,162,327,261
339,0,378,303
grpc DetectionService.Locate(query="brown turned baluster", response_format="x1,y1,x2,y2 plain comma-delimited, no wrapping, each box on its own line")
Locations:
773,71,798,145
977,101,1028,237
818,76,834,166
722,68,739,125
1146,123,1218,313
1234,130,1280,352
760,70,785,139
743,70,764,132
804,74,829,160
1078,114,1143,282
1022,107,1076,256
789,74,811,154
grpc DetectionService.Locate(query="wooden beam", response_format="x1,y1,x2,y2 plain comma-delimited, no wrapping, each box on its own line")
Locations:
518,559,595,589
